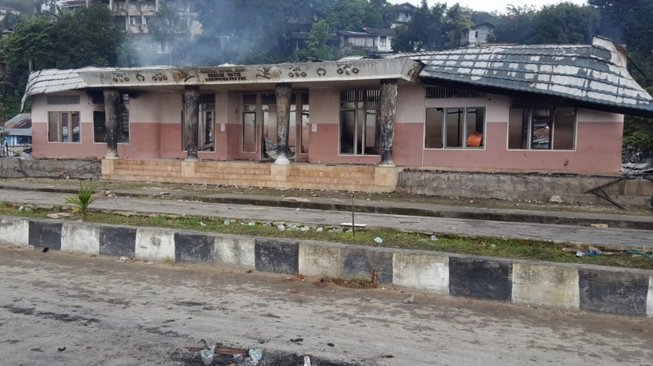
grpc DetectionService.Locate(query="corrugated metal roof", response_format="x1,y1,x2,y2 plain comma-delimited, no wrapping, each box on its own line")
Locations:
3,113,31,129
390,37,653,116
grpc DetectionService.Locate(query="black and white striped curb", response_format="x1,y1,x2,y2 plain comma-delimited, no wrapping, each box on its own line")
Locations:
2,216,652,317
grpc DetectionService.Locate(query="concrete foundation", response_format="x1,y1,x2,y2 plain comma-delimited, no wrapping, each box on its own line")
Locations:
0,158,100,179
398,170,653,207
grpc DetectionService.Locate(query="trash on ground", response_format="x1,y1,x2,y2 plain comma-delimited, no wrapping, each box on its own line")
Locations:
403,294,415,304
430,234,438,241
47,213,71,219
374,237,383,244
304,355,312,366
590,223,609,228
223,219,231,226
277,224,286,231
339,222,367,228
199,221,207,227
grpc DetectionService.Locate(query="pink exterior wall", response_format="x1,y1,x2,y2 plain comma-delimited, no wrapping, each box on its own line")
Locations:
30,85,625,175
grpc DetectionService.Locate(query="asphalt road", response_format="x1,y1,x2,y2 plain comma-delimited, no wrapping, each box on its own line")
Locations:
0,188,651,249
0,245,652,366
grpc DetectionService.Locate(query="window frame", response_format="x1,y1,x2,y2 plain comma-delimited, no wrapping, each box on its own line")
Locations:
338,89,381,156
47,111,81,144
507,105,577,151
423,106,486,150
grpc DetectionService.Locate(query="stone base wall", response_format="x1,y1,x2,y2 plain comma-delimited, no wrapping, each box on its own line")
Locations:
0,158,100,179
102,159,399,192
3,215,652,317
398,170,653,207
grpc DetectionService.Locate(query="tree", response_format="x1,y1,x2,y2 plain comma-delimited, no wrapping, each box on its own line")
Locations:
392,1,448,52
0,5,123,119
534,3,599,44
304,20,333,60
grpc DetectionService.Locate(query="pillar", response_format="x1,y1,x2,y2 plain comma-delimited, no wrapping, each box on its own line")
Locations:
275,83,292,165
380,79,398,166
183,86,199,160
103,89,121,159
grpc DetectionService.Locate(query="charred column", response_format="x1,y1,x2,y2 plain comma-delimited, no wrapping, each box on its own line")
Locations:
380,79,398,166
103,89,121,159
183,86,200,160
275,83,292,165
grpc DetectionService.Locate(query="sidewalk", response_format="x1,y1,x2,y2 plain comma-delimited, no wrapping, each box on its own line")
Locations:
0,178,651,230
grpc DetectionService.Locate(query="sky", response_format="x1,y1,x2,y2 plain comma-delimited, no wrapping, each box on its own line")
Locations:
387,0,588,14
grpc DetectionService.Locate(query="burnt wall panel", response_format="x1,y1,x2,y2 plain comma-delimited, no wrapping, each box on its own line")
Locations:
255,239,299,274
342,248,393,284
579,269,648,316
449,257,512,301
175,233,214,262
99,226,136,257
28,221,62,250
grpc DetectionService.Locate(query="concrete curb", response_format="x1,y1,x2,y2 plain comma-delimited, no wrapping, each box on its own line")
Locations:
3,215,652,317
1,183,651,230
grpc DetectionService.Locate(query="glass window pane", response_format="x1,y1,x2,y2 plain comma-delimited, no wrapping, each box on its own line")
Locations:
465,108,484,148
364,110,378,154
242,112,256,152
48,112,59,142
94,111,106,143
445,108,464,148
263,104,277,158
531,107,551,149
553,107,575,150
425,108,443,148
301,105,309,154
340,110,355,154
508,108,527,149
71,112,80,142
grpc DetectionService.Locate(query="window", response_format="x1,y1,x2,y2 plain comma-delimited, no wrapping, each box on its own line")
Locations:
426,86,485,99
339,89,380,155
93,94,129,143
380,36,387,47
199,94,215,151
425,107,485,149
48,111,80,143
47,95,80,105
242,94,257,153
508,106,575,150
93,111,106,143
289,92,309,155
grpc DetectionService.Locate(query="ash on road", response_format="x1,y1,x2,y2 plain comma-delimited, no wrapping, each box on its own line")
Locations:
0,245,651,366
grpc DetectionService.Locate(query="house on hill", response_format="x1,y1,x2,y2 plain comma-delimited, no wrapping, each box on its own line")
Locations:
21,37,653,192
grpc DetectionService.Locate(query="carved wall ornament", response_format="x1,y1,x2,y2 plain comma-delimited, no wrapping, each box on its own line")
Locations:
316,67,327,76
135,73,146,82
152,72,168,81
112,73,129,83
288,66,307,78
337,64,359,75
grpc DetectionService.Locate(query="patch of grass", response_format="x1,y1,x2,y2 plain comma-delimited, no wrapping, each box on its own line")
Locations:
1,202,652,270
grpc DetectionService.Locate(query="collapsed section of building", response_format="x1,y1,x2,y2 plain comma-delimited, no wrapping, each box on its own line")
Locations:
22,37,653,192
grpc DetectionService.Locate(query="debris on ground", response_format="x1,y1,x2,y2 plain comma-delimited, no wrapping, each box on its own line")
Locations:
373,237,383,244
548,194,563,204
402,294,415,304
283,274,305,282
590,223,609,228
47,212,71,219
430,234,438,241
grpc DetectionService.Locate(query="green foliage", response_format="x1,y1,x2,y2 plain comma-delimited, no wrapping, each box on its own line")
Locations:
0,5,123,120
65,182,97,221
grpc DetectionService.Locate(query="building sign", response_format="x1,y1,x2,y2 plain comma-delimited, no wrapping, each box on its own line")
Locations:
200,68,247,82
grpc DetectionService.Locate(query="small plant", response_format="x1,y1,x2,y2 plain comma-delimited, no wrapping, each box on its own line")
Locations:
65,181,97,220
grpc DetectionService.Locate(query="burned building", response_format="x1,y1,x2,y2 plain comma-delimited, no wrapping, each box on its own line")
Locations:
22,37,653,192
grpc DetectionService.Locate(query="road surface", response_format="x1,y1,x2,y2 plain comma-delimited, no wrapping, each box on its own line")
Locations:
0,245,651,365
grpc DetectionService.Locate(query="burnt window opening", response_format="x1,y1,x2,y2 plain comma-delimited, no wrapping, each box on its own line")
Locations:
48,111,80,143
93,94,129,143
425,107,485,149
46,95,80,105
508,106,575,150
290,92,310,155
339,89,380,155
181,93,216,152
426,86,485,99
199,94,215,152
242,94,257,153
